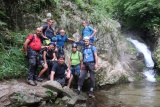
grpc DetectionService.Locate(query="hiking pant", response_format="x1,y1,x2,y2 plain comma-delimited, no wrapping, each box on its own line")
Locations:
57,46,65,58
27,47,39,80
78,63,95,88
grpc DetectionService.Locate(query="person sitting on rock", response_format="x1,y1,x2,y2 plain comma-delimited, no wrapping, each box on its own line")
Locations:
67,43,82,88
75,21,97,46
50,55,71,87
37,42,57,82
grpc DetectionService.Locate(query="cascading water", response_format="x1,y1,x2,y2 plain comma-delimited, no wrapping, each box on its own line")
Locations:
127,38,156,82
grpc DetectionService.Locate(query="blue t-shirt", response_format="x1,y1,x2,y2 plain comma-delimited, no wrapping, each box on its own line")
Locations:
82,26,94,42
82,45,97,62
56,35,68,47
43,24,54,40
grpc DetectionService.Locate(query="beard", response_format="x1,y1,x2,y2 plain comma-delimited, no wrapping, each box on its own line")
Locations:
37,34,41,38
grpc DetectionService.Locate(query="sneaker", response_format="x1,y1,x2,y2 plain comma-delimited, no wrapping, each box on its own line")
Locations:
77,90,81,95
34,80,37,85
36,77,43,82
88,91,95,98
27,79,37,86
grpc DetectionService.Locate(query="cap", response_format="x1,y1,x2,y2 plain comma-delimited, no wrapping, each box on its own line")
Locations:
83,36,90,40
48,42,55,46
72,43,77,48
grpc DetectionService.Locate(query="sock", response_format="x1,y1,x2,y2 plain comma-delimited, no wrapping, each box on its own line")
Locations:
78,86,81,91
90,87,93,92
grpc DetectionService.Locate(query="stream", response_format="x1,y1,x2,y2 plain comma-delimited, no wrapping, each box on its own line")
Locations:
90,38,160,107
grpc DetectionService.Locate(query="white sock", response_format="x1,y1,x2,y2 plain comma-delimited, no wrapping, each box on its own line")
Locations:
90,87,93,92
78,86,81,91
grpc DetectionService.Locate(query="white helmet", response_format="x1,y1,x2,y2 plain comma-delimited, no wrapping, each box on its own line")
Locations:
83,36,90,40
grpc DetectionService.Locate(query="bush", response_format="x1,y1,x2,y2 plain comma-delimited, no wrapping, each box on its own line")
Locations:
0,31,31,80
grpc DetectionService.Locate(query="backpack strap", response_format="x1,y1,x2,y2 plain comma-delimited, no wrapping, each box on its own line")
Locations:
28,34,35,45
70,51,81,61
82,45,95,63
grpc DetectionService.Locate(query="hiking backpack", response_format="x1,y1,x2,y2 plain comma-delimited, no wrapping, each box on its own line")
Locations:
21,34,35,53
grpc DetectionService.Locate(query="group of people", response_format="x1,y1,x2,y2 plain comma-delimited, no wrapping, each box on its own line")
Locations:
23,19,98,98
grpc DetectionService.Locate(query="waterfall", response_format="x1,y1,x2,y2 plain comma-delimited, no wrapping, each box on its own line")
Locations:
127,38,156,82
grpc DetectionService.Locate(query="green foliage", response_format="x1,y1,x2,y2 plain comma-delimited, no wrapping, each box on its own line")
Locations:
45,89,54,97
153,47,160,68
0,31,30,80
113,0,160,32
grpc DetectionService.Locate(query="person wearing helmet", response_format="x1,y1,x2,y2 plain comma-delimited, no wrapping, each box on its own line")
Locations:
77,36,98,98
37,42,57,82
67,43,82,88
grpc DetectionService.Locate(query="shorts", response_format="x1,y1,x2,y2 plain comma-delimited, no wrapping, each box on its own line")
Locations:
70,64,80,76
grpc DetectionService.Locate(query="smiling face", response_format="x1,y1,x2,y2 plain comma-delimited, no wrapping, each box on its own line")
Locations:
48,44,55,50
60,29,65,36
58,57,65,65
36,28,42,37
84,39,90,46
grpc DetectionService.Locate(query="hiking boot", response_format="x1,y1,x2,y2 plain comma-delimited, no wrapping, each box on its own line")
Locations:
77,90,81,95
34,80,37,85
88,91,95,98
27,79,37,86
36,77,43,82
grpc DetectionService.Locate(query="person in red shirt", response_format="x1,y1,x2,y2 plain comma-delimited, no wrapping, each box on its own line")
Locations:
24,27,43,86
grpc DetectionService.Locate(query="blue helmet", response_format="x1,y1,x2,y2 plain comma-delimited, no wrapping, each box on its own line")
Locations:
51,37,57,42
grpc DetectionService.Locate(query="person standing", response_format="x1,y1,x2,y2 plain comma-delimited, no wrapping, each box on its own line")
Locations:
67,43,82,88
56,29,75,56
23,28,43,86
77,36,98,98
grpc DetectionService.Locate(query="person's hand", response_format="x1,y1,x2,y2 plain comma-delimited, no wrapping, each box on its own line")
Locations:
25,51,27,56
44,63,48,67
94,64,98,70
81,64,85,69
66,73,70,79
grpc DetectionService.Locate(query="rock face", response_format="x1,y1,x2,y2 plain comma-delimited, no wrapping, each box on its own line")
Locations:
0,79,56,107
0,79,87,107
37,0,144,85
42,81,87,106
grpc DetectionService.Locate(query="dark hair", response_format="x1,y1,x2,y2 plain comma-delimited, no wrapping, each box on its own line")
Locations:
58,55,65,60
